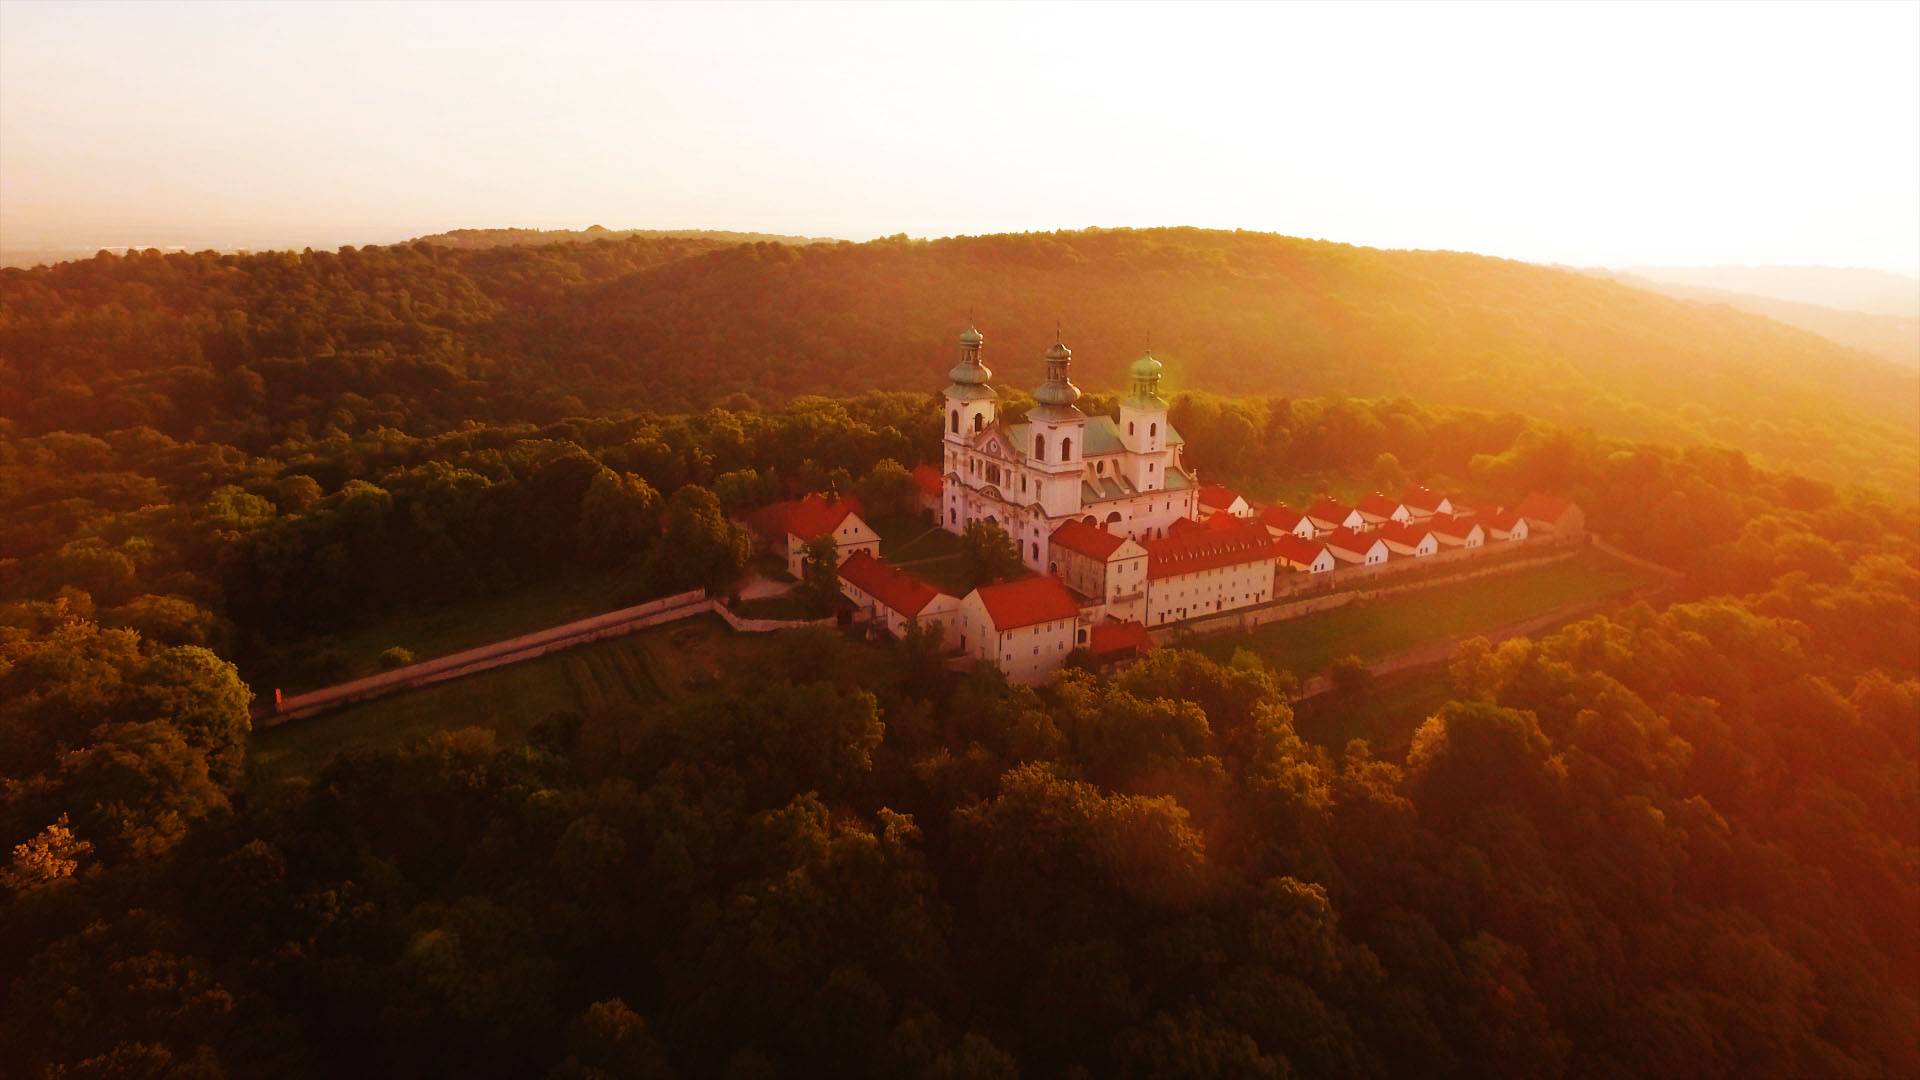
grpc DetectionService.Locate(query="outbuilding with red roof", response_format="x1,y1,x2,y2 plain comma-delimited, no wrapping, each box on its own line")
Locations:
1257,503,1316,540
1274,533,1337,574
838,552,959,640
1356,493,1412,527
1196,483,1253,520
1376,519,1438,557
1087,620,1156,666
1323,527,1390,566
1400,485,1453,519
957,575,1087,685
1428,514,1485,549
1514,493,1584,537
1305,497,1365,534
1049,520,1149,621
745,493,880,578
1481,508,1532,542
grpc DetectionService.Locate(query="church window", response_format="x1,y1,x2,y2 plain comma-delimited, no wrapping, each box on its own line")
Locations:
1031,542,1039,560
950,410,959,433
1149,462,1156,472
1128,421,1135,435
1062,437,1073,459
1021,475,1028,492
987,464,1000,485
1150,422,1158,437
1097,460,1106,474
949,509,957,524
1034,434,1045,460
974,412,984,433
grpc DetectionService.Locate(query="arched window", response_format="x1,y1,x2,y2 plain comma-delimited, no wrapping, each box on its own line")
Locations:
1061,437,1073,459
1149,422,1157,438
1096,460,1106,474
950,410,959,433
1031,542,1039,560
949,509,957,523
1106,511,1122,524
973,412,984,433
1128,421,1135,435
1034,434,1045,461
987,465,1000,485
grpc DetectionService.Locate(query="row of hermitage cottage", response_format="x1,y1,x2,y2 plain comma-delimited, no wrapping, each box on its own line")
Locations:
744,327,1586,685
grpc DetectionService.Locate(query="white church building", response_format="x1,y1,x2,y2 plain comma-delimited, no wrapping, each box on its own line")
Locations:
939,326,1199,574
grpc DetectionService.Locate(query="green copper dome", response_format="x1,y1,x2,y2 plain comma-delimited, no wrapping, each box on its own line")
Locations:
1130,351,1163,378
959,325,984,345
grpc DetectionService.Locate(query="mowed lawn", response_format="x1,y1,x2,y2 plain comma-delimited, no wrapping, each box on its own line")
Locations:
872,513,976,594
1186,548,1657,679
248,615,737,786
260,565,654,694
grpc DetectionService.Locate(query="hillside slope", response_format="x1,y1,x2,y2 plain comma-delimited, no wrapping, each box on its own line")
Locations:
2,227,1914,492
1598,271,1920,369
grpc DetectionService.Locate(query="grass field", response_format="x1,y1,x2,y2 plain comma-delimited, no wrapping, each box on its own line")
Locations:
1186,548,1657,679
248,615,738,786
872,513,975,594
258,565,655,694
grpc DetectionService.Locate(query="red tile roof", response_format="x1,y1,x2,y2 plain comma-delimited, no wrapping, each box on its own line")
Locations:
1202,512,1246,531
748,493,863,543
1197,483,1244,510
1168,516,1205,536
1306,496,1355,526
1088,620,1155,658
1273,534,1330,567
1377,520,1433,548
838,551,944,617
973,575,1083,631
910,463,944,496
1050,519,1132,560
1144,521,1278,581
1259,504,1308,532
1483,508,1526,531
1516,493,1573,521
1401,485,1449,512
1323,527,1385,558
1356,493,1404,519
1429,513,1482,540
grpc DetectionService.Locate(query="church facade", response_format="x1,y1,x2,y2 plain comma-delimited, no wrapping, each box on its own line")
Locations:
939,326,1199,575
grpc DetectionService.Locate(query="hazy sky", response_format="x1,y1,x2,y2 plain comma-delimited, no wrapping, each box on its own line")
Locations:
3,0,1917,272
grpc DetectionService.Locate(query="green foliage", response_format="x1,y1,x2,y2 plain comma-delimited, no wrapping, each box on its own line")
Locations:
798,535,842,608
959,520,1024,585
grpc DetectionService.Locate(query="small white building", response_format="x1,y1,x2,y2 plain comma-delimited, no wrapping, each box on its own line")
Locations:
1356,493,1413,529
1323,527,1390,566
1257,504,1318,540
746,493,881,578
1429,514,1486,549
838,552,960,640
1305,497,1366,535
1482,509,1532,542
957,575,1085,685
1274,533,1337,574
1196,483,1254,520
1376,520,1439,557
1400,485,1454,521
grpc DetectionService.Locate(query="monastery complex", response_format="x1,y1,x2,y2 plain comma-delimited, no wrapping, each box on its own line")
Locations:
748,326,1585,685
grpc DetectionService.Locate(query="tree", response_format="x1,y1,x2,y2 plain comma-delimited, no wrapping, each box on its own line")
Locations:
798,535,841,610
855,459,916,520
578,469,661,565
657,485,753,591
960,520,1023,584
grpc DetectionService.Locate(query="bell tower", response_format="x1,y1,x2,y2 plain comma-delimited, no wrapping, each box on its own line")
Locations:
1026,335,1088,519
943,324,996,450
1119,349,1170,491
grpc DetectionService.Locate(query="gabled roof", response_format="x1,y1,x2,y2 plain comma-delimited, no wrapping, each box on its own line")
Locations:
910,463,944,496
1273,533,1331,567
1050,519,1133,560
1197,483,1244,510
972,575,1083,631
1515,493,1574,521
1483,508,1526,531
1429,513,1483,540
838,552,946,617
1306,496,1355,525
1401,485,1449,512
748,493,863,543
1376,520,1434,547
1356,493,1404,519
1144,521,1277,580
1089,620,1155,658
1259,504,1308,531
1322,527,1387,557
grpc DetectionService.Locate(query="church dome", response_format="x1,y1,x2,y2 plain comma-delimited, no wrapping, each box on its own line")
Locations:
1032,377,1082,407
1045,339,1072,361
1130,351,1163,378
959,325,984,345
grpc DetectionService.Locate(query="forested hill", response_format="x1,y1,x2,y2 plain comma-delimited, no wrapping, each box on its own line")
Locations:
410,225,835,249
3,228,1915,492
